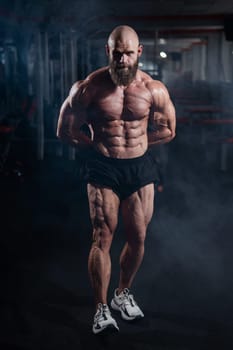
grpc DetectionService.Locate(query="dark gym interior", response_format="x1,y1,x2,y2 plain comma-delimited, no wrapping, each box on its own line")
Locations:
1,1,233,349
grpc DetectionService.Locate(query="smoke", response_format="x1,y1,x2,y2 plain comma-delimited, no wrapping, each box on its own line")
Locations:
132,135,233,323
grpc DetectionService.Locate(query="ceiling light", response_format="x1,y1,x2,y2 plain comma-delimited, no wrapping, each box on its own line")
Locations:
160,51,167,58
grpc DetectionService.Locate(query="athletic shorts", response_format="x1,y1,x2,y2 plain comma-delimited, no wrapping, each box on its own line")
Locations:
83,149,161,200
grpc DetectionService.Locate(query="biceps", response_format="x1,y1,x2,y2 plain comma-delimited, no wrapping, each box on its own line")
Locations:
149,113,168,130
155,101,176,131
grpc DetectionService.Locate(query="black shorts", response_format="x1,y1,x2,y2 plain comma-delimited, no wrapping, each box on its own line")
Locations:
83,149,161,200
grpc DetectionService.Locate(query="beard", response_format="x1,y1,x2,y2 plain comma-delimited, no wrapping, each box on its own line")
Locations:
109,58,139,86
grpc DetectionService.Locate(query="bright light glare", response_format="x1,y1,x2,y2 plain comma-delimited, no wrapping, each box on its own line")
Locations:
159,38,166,45
160,51,167,58
138,62,143,67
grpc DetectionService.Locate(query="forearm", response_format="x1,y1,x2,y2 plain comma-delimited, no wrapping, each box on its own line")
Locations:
57,130,93,147
147,128,175,145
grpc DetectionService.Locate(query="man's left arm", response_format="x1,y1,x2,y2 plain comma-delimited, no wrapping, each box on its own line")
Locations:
147,81,176,145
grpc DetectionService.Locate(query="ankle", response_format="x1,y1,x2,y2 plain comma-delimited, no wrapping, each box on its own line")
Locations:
116,287,129,295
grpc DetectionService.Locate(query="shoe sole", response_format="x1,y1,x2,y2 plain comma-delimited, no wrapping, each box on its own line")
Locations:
93,323,119,335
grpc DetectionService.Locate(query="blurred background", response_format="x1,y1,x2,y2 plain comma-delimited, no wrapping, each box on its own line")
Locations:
1,1,233,349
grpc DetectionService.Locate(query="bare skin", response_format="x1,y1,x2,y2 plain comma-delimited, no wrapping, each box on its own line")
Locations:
57,25,176,309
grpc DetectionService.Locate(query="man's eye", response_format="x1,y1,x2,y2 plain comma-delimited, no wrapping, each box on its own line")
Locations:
114,52,121,58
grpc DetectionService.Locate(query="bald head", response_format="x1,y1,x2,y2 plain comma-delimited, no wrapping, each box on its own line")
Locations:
106,25,143,86
108,25,140,48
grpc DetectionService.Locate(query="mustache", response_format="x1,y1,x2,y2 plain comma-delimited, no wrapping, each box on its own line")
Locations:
116,64,128,69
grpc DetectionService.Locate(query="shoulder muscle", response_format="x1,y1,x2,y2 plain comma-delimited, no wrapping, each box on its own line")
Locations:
146,80,171,109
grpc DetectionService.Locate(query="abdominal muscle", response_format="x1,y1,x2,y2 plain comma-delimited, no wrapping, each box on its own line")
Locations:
93,118,149,158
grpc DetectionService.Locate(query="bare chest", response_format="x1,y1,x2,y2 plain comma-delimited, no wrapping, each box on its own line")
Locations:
88,86,152,123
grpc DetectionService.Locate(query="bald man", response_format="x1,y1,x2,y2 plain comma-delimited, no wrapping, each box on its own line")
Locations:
57,25,176,334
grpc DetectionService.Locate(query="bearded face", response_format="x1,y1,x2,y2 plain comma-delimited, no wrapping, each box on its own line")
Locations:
109,56,139,86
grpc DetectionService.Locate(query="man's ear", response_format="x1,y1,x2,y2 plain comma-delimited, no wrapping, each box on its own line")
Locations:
105,44,110,56
138,44,143,57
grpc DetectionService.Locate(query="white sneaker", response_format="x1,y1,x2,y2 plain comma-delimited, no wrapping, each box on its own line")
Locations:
111,288,144,321
92,303,119,334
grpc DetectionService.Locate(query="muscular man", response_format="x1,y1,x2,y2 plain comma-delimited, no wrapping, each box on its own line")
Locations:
57,25,176,334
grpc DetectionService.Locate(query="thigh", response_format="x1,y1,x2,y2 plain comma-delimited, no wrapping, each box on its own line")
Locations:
87,183,120,234
121,183,155,242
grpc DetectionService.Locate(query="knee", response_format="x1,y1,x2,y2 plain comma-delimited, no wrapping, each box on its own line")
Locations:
128,231,146,249
92,226,114,252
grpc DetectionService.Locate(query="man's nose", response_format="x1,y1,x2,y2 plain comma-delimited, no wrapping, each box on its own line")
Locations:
120,54,127,63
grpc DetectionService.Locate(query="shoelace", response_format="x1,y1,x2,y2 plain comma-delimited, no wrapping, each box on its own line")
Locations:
95,304,110,321
121,289,136,307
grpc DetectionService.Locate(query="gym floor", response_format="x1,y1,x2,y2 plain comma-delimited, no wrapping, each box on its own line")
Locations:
1,130,233,350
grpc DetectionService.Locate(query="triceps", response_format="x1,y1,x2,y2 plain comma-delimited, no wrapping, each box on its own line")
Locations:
57,100,81,145
57,78,93,145
57,99,73,136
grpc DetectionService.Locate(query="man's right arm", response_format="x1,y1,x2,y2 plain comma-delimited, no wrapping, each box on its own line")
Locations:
56,81,93,146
